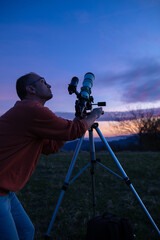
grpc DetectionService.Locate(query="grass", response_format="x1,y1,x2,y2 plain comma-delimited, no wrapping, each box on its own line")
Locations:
17,151,160,240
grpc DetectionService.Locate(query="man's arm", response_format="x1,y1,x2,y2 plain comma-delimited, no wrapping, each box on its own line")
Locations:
42,139,66,155
41,108,103,155
29,104,103,141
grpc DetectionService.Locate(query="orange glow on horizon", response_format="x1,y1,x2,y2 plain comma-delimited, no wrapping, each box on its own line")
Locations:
84,121,138,138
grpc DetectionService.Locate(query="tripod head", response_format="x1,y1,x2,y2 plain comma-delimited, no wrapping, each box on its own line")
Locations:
68,72,106,118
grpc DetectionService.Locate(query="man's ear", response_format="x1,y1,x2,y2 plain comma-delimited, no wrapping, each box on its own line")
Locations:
26,85,36,95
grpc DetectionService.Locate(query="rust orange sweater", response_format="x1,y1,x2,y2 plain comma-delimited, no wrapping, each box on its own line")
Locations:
0,100,88,195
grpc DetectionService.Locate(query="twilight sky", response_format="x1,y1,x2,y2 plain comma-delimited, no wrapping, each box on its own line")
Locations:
0,0,160,115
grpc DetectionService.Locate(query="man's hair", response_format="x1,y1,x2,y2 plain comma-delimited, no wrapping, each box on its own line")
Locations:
16,72,36,100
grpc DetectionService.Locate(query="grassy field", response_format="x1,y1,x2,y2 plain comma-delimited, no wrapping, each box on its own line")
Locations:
17,151,160,240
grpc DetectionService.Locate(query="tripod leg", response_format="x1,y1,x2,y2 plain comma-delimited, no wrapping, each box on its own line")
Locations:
95,126,160,236
89,128,96,217
45,134,85,238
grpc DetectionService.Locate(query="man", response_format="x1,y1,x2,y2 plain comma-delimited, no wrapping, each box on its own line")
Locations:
0,72,103,239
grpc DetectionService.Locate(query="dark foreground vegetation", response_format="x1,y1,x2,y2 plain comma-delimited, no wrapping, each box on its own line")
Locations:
17,151,160,240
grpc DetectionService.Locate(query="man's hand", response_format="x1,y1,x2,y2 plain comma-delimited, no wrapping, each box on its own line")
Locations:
91,107,104,119
84,107,104,128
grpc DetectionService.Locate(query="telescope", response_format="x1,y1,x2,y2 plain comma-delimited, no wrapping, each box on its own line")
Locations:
68,72,106,118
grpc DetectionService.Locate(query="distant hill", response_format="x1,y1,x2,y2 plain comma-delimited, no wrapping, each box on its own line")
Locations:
56,107,160,121
61,134,140,152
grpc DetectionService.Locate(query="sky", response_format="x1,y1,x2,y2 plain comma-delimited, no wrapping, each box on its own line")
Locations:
0,0,160,116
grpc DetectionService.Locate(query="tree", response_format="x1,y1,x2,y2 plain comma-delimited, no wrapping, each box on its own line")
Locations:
113,108,160,150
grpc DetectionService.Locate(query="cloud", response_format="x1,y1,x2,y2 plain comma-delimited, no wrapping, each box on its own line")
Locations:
97,58,160,105
121,59,160,103
123,77,160,103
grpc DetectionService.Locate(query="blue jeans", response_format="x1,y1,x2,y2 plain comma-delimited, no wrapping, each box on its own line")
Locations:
0,192,35,240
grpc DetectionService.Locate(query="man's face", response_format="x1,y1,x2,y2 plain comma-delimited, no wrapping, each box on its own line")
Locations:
29,74,53,101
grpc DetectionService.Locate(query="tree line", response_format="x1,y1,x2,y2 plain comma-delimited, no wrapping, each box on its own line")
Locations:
114,108,160,151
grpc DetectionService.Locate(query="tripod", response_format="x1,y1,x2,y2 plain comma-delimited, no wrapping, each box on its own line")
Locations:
45,123,160,239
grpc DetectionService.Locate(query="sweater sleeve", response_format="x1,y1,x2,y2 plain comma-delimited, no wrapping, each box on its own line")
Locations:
29,105,88,141
42,139,65,155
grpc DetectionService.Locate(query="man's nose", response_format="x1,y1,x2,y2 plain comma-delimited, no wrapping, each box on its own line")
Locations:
47,83,51,88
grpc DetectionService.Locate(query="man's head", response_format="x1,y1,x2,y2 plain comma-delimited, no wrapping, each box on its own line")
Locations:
16,72,53,104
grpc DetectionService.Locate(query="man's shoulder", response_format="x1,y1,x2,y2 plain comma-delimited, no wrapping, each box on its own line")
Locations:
0,100,57,122
15,100,56,118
